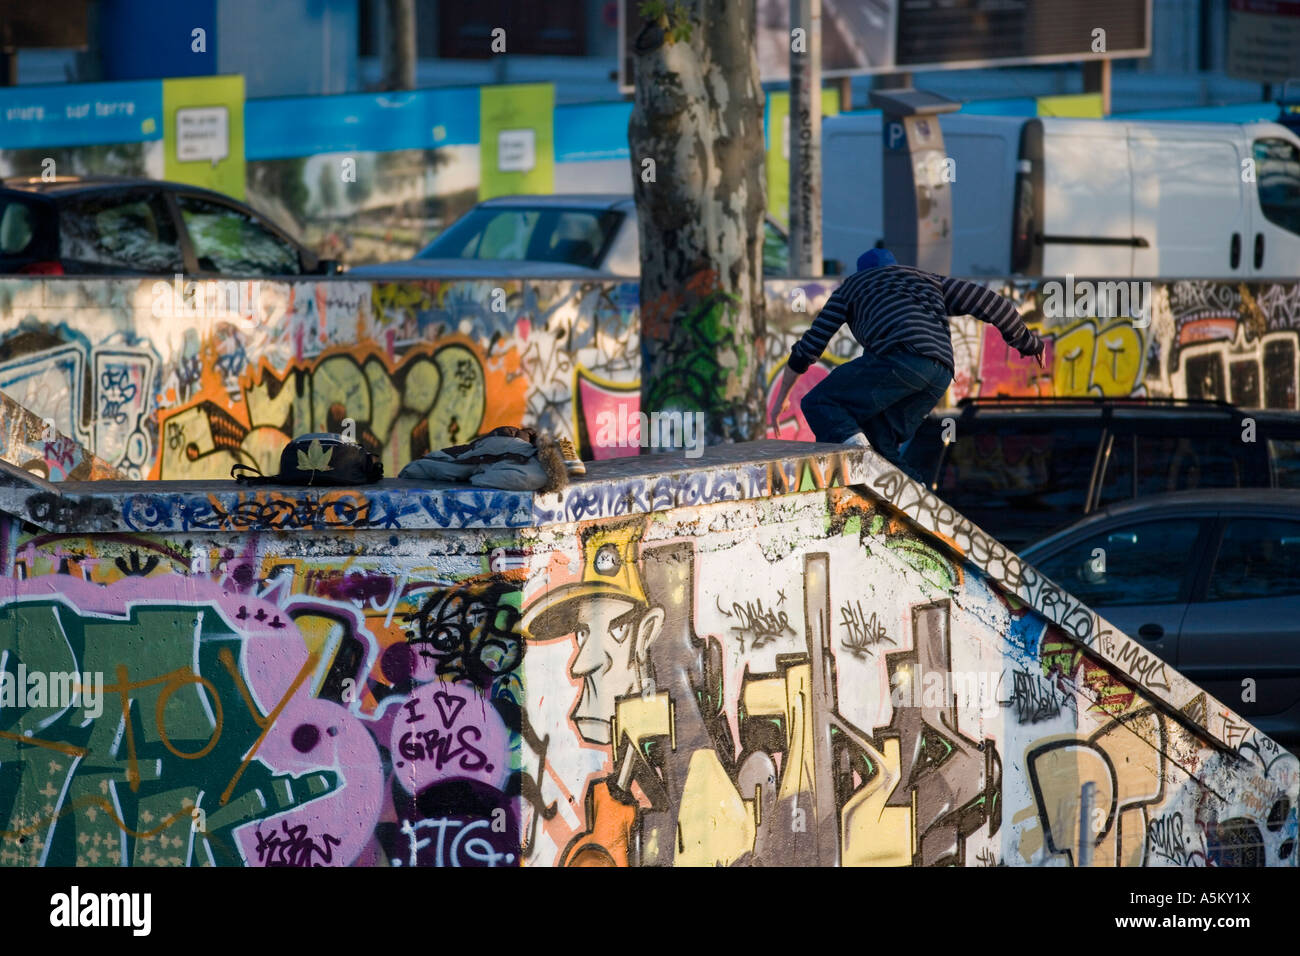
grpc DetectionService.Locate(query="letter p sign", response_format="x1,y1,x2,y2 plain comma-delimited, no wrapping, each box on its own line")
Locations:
887,122,906,151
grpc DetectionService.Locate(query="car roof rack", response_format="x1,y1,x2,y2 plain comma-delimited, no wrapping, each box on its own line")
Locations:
954,395,1242,411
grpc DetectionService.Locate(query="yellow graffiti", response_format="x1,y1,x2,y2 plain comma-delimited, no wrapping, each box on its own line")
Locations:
155,338,525,479
840,737,912,866
675,749,757,867
1051,320,1145,397
1027,708,1165,866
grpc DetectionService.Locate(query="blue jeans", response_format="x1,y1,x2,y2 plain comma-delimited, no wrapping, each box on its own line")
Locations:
800,349,952,481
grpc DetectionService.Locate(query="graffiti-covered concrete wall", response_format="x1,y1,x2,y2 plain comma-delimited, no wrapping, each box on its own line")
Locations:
0,277,640,481
764,277,1300,421
1,276,1298,483
0,443,1293,866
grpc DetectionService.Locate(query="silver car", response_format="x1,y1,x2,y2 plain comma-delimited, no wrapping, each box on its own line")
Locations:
1020,488,1300,747
348,194,794,278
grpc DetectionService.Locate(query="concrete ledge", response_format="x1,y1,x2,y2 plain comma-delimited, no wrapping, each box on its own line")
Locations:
10,441,866,534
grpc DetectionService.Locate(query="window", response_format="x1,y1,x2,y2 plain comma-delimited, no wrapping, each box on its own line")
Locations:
0,199,35,255
359,0,440,58
1097,433,1135,506
1033,518,1203,607
1230,359,1261,407
1011,161,1035,273
474,210,540,259
1270,439,1300,488
438,0,586,58
420,207,621,267
1183,353,1225,402
1133,433,1244,495
1263,339,1296,409
178,196,301,276
1254,138,1300,237
538,211,605,267
59,194,184,272
1206,518,1300,601
937,426,1100,514
601,216,640,276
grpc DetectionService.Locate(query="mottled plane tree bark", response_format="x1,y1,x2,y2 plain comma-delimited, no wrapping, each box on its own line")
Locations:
628,1,768,445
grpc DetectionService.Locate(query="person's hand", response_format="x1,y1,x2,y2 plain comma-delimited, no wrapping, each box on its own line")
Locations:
771,366,800,430
1027,335,1046,368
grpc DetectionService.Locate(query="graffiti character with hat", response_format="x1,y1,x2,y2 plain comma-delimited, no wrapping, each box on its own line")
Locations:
522,518,664,746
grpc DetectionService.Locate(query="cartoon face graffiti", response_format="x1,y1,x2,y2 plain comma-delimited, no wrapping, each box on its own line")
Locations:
522,520,662,745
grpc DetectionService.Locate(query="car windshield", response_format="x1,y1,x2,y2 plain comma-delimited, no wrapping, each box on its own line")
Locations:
418,207,620,268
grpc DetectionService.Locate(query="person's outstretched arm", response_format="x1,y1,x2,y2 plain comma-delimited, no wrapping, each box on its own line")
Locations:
770,285,851,428
790,284,851,374
941,277,1044,359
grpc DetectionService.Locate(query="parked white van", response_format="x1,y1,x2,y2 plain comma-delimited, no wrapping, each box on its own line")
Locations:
822,112,1300,279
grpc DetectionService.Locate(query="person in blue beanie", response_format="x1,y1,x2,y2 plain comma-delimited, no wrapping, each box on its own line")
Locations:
771,248,1045,482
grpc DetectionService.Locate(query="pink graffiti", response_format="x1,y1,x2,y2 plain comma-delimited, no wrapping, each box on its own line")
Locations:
978,325,1054,398
578,375,640,461
391,680,509,794
766,363,830,441
233,691,383,867
1179,318,1237,345
43,437,79,481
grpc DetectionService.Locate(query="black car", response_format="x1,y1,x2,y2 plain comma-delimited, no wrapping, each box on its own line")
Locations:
0,176,339,277
903,397,1300,551
1021,489,1300,747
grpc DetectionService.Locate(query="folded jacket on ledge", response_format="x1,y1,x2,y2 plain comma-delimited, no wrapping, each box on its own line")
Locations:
398,426,576,492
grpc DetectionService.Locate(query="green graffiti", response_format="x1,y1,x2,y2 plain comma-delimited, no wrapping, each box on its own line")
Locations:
0,601,337,866
644,290,744,416
884,538,958,592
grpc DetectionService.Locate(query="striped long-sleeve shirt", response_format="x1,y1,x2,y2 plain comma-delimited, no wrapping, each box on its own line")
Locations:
788,265,1043,374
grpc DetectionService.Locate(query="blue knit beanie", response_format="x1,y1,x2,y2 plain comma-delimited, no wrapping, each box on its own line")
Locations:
857,248,897,271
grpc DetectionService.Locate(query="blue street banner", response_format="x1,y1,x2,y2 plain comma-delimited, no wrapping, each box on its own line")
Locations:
245,87,480,160
0,80,163,149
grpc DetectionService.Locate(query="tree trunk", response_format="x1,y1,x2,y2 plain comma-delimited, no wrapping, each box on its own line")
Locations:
381,0,417,91
629,0,768,447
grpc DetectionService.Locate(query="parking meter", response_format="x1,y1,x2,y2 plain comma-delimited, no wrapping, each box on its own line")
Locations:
868,89,960,274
